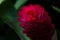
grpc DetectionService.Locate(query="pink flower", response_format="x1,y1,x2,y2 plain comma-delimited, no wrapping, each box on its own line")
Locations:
18,4,55,40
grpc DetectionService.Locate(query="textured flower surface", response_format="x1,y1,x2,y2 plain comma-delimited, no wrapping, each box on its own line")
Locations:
18,4,55,40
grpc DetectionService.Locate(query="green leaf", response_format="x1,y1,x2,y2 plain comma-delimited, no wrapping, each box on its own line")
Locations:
0,0,4,4
0,0,30,40
52,5,60,13
14,0,27,10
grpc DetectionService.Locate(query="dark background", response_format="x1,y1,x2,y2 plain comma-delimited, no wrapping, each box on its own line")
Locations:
0,0,60,40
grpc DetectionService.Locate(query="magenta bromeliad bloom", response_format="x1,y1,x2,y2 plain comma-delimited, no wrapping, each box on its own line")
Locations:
18,4,55,40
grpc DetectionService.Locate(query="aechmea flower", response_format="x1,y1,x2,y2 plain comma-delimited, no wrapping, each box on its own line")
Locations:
18,4,55,40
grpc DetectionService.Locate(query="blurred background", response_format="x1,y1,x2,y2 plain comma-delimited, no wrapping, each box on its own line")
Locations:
0,0,60,40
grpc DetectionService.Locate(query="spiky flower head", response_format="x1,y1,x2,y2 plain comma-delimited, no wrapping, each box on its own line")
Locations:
18,4,55,40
